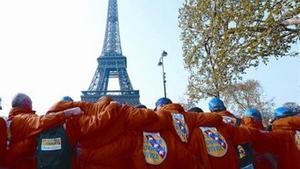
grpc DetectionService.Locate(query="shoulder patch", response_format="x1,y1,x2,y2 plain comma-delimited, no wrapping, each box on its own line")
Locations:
200,127,228,157
143,132,167,165
295,130,300,151
171,113,189,142
222,116,238,126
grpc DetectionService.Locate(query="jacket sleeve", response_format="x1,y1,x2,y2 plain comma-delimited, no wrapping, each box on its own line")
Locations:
0,118,6,167
48,101,93,114
226,124,253,145
123,105,158,129
189,113,223,129
284,116,300,129
251,131,289,154
70,102,122,140
12,112,66,138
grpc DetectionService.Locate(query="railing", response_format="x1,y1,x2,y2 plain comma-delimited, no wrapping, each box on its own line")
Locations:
82,90,139,96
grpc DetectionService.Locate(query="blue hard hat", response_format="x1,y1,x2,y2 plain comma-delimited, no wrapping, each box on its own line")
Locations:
274,107,293,119
155,97,172,110
62,96,73,102
244,108,262,121
208,97,226,112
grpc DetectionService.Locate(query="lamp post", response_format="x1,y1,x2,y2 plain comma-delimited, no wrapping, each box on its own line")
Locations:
158,51,168,97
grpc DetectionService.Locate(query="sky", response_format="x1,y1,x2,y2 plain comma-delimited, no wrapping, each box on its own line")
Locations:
0,0,299,116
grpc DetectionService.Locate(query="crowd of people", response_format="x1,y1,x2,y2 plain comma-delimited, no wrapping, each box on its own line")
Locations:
0,93,299,169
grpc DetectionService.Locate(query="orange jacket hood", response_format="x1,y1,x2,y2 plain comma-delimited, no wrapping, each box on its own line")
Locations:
242,117,264,130
272,116,300,131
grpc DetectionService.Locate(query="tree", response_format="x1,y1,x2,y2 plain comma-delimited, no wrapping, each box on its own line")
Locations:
178,96,197,111
283,102,300,114
222,80,275,123
179,0,299,101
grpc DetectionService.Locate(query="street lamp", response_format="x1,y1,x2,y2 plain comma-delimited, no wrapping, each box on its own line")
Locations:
158,50,168,97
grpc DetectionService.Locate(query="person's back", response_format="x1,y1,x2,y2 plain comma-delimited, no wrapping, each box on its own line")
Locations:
134,97,223,169
0,116,6,168
0,97,7,168
189,97,257,169
261,107,300,169
48,98,158,169
36,96,75,169
241,108,274,169
6,93,82,169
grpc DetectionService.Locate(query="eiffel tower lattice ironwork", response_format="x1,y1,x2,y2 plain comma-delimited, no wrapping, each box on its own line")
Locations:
81,0,140,105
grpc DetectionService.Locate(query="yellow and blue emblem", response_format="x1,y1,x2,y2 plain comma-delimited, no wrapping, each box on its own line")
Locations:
172,113,189,143
295,130,300,151
200,127,228,157
222,116,238,126
143,132,167,165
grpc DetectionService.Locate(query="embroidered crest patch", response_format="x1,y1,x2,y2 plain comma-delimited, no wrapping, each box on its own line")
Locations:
200,127,228,157
41,138,62,151
295,131,300,151
143,132,167,165
171,113,189,142
222,116,238,126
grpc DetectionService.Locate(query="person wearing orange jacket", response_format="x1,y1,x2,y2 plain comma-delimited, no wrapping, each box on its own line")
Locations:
189,97,262,169
254,107,300,169
41,96,126,169
47,97,158,169
241,108,275,169
129,97,224,169
242,109,264,130
76,98,223,169
0,98,7,169
5,93,84,169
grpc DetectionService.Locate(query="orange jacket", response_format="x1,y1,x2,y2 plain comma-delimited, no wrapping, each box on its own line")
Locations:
79,131,136,169
79,103,221,169
6,107,67,169
131,130,197,169
0,117,6,168
190,122,256,169
255,116,300,169
241,117,274,169
47,98,123,169
49,99,158,169
129,103,222,169
241,117,264,130
47,98,122,146
157,104,223,142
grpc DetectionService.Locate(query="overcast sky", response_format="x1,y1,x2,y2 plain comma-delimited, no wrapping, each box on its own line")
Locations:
0,0,299,115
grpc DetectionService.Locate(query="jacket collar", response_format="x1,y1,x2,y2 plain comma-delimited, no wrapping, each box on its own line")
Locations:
160,103,185,113
9,107,35,120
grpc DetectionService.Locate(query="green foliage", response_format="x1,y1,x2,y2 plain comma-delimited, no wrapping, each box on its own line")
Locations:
179,0,300,101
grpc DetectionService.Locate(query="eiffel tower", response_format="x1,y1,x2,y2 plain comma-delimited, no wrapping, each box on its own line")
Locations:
81,0,140,105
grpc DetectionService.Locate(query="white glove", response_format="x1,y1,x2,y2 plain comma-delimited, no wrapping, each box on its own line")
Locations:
64,107,83,116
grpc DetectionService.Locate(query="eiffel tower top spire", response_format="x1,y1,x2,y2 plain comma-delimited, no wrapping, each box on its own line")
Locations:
101,0,122,57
